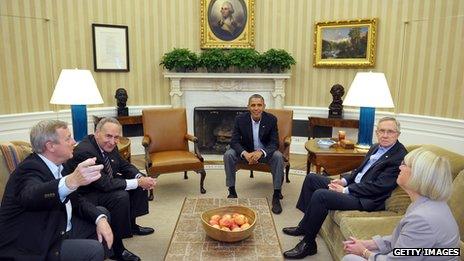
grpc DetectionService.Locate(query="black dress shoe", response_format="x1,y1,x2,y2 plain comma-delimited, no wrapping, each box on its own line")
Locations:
271,196,282,214
283,239,317,259
111,249,141,261
227,187,238,198
282,226,305,236
132,224,154,236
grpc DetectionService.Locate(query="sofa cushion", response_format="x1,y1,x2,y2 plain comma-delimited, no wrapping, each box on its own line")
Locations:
448,170,464,241
330,209,400,226
0,142,31,172
406,144,464,179
339,216,403,240
385,186,410,214
0,141,32,201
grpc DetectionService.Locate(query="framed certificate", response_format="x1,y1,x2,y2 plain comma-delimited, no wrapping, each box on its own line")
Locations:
92,23,130,72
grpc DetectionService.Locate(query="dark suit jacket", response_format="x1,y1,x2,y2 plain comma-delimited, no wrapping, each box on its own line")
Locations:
0,153,103,260
64,135,139,194
341,141,407,211
230,111,279,161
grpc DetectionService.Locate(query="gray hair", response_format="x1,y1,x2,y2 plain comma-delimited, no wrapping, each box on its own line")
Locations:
377,116,401,133
30,120,68,153
404,148,453,201
248,94,265,105
96,117,122,132
222,1,235,14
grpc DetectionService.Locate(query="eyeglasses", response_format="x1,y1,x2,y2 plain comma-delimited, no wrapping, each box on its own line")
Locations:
376,129,398,135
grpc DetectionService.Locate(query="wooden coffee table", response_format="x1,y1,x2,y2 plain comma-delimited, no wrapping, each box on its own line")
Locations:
306,139,367,175
164,197,282,260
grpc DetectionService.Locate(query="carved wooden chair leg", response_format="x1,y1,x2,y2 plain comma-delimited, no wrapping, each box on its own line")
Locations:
184,171,188,179
197,170,206,194
250,170,254,178
285,164,291,183
148,189,154,201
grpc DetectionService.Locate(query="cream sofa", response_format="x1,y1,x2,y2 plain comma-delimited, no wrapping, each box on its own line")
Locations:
319,144,464,260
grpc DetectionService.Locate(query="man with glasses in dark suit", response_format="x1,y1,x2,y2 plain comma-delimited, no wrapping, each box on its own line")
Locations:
282,117,407,259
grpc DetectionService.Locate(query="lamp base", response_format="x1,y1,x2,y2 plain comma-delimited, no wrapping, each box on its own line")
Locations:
71,105,88,142
357,107,375,147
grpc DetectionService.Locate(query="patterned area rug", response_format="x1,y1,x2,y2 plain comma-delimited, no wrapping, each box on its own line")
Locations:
165,197,283,260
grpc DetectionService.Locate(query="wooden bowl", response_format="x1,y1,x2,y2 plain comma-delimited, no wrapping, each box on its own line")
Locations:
201,205,257,242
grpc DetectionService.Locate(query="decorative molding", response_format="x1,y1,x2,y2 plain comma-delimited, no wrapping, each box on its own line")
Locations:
1,105,463,156
163,72,292,79
164,72,291,109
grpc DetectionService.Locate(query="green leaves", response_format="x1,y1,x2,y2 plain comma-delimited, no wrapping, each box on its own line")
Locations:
257,49,296,73
227,49,259,72
199,49,229,72
160,48,296,73
160,48,199,72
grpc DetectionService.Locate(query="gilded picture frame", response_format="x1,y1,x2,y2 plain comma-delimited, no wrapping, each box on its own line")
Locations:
201,0,255,49
313,18,377,68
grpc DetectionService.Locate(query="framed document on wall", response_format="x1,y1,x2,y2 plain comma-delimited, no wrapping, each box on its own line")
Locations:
92,23,130,72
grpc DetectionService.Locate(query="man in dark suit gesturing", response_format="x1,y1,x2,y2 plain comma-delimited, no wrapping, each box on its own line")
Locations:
282,117,407,259
0,120,113,261
224,94,285,214
65,117,156,261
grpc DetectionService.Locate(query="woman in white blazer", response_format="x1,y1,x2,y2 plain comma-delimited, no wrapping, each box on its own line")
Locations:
342,148,460,261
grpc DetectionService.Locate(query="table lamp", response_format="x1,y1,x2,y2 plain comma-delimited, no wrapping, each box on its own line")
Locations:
50,69,103,141
343,72,394,149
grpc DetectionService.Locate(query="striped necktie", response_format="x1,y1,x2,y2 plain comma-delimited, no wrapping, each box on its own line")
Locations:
103,152,113,178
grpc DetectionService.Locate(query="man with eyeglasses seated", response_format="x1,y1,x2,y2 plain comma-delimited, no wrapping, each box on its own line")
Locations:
282,117,407,259
65,117,157,261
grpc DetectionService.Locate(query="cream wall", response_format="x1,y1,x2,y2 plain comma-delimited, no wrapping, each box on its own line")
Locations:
1,0,463,119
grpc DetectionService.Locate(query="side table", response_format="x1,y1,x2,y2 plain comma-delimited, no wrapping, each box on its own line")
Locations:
305,139,367,175
117,136,131,162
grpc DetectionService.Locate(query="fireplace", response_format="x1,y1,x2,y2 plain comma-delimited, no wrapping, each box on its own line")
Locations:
194,107,247,154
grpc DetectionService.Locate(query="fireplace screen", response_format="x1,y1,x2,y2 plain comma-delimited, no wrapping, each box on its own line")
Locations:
194,107,247,154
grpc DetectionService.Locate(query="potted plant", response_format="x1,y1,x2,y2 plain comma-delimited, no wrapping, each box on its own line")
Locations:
160,48,199,72
227,49,259,72
257,49,296,73
199,49,229,72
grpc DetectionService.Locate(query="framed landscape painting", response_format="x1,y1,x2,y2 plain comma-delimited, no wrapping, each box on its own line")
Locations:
313,18,377,68
201,0,255,49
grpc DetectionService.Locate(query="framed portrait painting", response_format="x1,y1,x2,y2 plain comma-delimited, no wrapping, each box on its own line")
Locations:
92,23,130,72
313,18,377,68
201,0,255,49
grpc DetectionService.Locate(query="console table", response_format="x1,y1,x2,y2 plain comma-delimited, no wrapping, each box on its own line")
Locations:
305,139,367,175
308,116,359,139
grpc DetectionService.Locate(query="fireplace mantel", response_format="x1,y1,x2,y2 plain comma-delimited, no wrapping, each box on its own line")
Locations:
164,72,291,109
164,72,291,149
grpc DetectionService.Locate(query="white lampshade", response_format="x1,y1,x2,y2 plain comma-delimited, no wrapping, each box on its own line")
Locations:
343,72,394,108
50,69,103,105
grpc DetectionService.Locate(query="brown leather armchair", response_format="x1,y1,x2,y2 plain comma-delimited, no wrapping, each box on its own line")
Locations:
142,108,206,194
236,109,293,183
